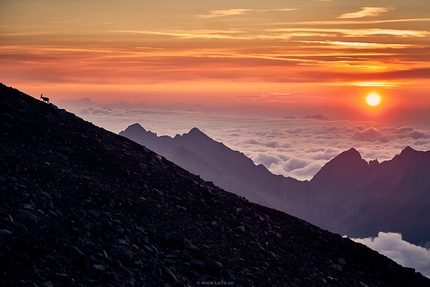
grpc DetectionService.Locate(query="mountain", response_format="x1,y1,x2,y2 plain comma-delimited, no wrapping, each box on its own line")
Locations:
308,145,430,243
120,124,430,244
2,84,430,286
119,123,302,210
304,114,330,121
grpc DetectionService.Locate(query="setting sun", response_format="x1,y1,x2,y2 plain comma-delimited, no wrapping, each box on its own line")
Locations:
366,93,381,106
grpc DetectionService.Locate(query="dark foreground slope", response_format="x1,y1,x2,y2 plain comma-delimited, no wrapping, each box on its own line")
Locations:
1,83,429,287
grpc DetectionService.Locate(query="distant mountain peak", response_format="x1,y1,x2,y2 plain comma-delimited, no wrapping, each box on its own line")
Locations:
128,123,145,130
400,146,417,155
303,114,330,121
322,148,362,165
310,147,367,186
189,127,203,134
340,147,362,160
121,123,147,133
183,127,210,140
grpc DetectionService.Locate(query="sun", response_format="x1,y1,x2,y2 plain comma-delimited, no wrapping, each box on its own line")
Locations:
366,93,381,106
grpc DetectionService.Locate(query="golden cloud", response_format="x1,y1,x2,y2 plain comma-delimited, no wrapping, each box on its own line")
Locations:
197,8,296,19
338,7,394,19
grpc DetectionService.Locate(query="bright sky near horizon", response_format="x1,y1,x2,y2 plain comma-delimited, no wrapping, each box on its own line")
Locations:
1,0,430,115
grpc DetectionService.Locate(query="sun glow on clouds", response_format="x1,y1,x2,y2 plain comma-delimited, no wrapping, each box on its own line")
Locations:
1,0,430,109
197,8,297,19
300,40,411,49
338,7,394,19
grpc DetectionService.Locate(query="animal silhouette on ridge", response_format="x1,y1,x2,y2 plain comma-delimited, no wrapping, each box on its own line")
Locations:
40,94,49,103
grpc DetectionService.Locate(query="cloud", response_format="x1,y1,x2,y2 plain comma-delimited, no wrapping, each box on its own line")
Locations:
111,29,250,40
352,232,430,278
299,40,411,49
289,161,324,179
351,127,392,143
279,18,430,26
309,147,343,160
284,157,311,171
197,8,296,19
197,9,252,19
268,28,429,38
254,153,282,167
338,7,393,19
351,126,430,144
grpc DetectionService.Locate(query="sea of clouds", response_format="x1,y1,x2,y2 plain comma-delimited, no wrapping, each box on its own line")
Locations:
59,102,430,181
57,100,430,277
352,232,430,278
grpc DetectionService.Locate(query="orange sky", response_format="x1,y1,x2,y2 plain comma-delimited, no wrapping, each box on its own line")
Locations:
1,0,430,112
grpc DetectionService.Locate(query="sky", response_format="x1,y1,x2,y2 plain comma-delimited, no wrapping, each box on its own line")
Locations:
1,0,430,119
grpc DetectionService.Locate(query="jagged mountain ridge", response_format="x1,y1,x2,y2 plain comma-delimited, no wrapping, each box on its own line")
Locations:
309,146,430,243
2,83,430,286
119,123,300,209
120,124,430,244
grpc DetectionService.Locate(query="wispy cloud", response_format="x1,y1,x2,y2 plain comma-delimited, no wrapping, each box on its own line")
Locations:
338,7,394,19
198,8,296,19
269,28,429,38
111,29,250,40
198,9,252,19
45,19,82,24
299,40,411,49
277,18,430,26
1,32,54,37
350,81,401,88
112,27,429,43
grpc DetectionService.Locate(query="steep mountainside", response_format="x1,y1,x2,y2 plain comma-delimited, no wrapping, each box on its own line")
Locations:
120,124,430,244
2,83,430,286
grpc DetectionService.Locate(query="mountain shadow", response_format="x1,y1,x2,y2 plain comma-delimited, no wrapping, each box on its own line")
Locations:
120,124,430,245
2,83,430,286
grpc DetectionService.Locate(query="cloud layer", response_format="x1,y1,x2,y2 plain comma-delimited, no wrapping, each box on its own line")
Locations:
56,100,430,181
338,7,393,19
352,232,430,278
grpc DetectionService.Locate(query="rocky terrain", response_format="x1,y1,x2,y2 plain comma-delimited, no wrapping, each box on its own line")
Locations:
120,124,430,244
1,82,430,287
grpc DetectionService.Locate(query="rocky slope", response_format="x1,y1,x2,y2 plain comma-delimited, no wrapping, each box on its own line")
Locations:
1,83,430,287
120,124,430,244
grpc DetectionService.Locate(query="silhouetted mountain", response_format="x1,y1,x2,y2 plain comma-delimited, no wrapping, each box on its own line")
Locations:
3,83,430,286
120,124,430,245
304,114,330,121
120,124,300,209
309,145,430,244
310,148,369,190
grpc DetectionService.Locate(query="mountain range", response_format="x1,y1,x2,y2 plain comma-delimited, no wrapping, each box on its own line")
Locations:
2,83,430,286
120,124,430,245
